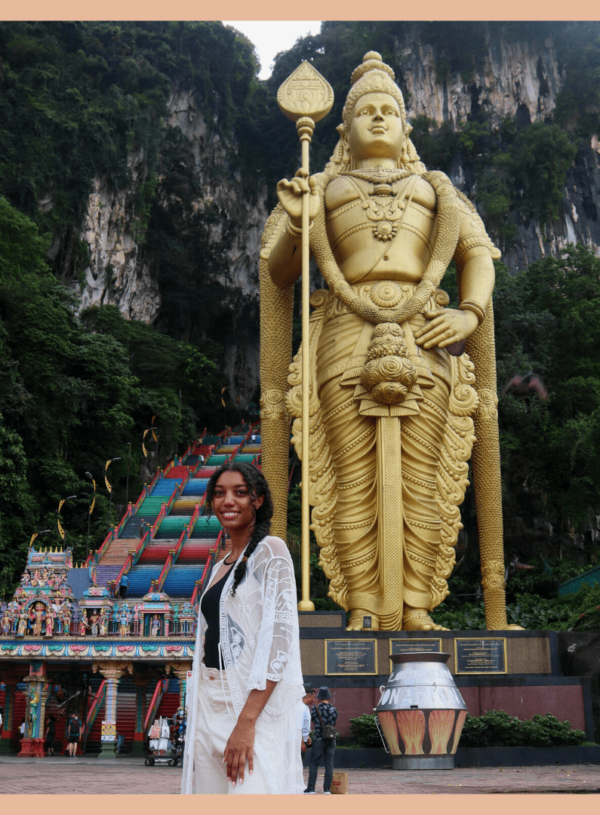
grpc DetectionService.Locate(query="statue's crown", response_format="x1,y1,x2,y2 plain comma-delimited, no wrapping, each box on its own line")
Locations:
350,51,395,84
343,51,405,128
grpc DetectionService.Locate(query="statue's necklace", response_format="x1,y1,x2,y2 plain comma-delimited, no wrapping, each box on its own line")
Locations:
346,168,409,184
343,171,418,243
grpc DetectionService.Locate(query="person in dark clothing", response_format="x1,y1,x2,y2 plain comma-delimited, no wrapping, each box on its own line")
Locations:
67,713,81,756
45,715,56,756
119,571,129,599
304,687,338,794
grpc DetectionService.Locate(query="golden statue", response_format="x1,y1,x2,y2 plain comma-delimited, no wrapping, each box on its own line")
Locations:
260,51,509,632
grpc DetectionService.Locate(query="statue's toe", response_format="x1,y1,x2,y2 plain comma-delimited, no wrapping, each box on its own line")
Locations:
403,611,448,632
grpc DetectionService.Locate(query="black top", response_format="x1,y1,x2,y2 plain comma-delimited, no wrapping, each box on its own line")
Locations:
200,565,232,669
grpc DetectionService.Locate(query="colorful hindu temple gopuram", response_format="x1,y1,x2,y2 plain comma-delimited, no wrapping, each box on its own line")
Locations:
0,426,260,757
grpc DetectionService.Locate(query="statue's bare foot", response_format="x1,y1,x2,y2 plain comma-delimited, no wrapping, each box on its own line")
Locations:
346,610,379,631
403,609,448,631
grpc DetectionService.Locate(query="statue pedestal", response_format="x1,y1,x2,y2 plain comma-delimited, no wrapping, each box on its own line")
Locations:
18,737,45,757
298,613,595,745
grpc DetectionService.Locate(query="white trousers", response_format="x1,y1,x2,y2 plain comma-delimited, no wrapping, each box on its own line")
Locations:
193,665,270,794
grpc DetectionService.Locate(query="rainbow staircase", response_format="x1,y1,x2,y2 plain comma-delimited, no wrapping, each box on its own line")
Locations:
92,423,260,603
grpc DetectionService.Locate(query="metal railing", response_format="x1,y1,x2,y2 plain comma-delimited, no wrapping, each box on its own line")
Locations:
81,679,106,750
144,677,170,737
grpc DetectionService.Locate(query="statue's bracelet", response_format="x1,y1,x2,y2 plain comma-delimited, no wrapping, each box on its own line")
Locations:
286,218,313,239
458,299,486,325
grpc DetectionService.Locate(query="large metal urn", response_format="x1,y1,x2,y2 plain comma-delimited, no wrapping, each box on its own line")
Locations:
376,652,467,770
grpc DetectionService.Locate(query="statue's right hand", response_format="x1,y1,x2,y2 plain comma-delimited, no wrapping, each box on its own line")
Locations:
276,169,320,227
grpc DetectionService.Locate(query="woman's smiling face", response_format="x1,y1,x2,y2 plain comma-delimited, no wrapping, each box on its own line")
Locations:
212,470,264,534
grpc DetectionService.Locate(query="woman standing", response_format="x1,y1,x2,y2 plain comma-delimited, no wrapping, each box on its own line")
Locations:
181,462,304,795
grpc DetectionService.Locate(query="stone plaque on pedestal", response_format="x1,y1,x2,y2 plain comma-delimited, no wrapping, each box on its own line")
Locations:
325,639,377,675
455,638,507,674
390,638,442,655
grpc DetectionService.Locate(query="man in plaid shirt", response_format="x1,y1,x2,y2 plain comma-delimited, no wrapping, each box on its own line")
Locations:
304,687,338,794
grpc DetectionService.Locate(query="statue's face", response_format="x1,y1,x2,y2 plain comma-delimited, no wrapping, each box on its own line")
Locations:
348,92,403,162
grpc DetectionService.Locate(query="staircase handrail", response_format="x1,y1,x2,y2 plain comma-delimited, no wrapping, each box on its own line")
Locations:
241,426,254,449
114,504,134,537
173,503,200,564
177,469,191,494
113,527,149,595
190,579,202,607
113,553,134,595
198,545,217,594
163,459,175,477
96,527,117,561
144,677,170,735
181,443,192,464
147,469,162,494
213,529,225,561
133,486,149,514
191,449,210,477
165,483,180,513
81,678,107,748
150,503,168,540
132,530,150,565
156,551,174,592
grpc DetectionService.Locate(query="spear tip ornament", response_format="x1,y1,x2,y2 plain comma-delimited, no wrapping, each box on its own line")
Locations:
277,61,334,123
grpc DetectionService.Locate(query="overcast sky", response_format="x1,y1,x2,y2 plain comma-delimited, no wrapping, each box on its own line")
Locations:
225,21,322,80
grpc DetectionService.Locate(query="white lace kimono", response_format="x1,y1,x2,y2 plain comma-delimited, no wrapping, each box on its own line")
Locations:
181,535,305,794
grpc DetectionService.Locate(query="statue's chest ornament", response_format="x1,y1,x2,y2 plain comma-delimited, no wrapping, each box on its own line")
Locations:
362,194,406,241
343,173,419,243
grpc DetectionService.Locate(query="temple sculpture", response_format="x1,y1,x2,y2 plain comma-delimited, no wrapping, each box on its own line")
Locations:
260,51,511,631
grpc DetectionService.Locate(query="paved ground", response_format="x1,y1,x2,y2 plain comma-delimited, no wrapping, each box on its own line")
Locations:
0,756,599,794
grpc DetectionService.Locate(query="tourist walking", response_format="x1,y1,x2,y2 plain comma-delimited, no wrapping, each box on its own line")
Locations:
181,461,304,795
296,687,315,764
67,713,81,756
305,687,338,794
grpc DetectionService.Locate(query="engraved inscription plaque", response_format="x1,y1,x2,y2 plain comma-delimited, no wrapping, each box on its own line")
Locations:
390,638,442,655
325,639,377,675
454,638,507,674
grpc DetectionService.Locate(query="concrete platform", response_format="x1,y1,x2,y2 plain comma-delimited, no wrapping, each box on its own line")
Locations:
0,756,599,794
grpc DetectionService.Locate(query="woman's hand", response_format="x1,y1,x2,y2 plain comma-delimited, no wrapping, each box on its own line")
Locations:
224,714,255,787
414,308,479,350
276,168,321,226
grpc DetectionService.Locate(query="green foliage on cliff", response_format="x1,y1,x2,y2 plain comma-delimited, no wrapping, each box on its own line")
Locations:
495,246,600,531
0,196,223,596
0,21,259,267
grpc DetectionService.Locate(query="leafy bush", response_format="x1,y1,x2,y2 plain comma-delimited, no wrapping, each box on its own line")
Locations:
349,710,586,749
459,710,586,748
349,714,383,748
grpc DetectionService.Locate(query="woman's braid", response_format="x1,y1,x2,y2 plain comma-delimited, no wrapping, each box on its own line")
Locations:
205,461,274,596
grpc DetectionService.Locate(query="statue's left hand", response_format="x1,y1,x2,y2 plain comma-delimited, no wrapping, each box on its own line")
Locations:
414,308,478,350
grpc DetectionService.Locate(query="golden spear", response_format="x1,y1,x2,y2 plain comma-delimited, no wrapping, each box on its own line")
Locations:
277,62,334,611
